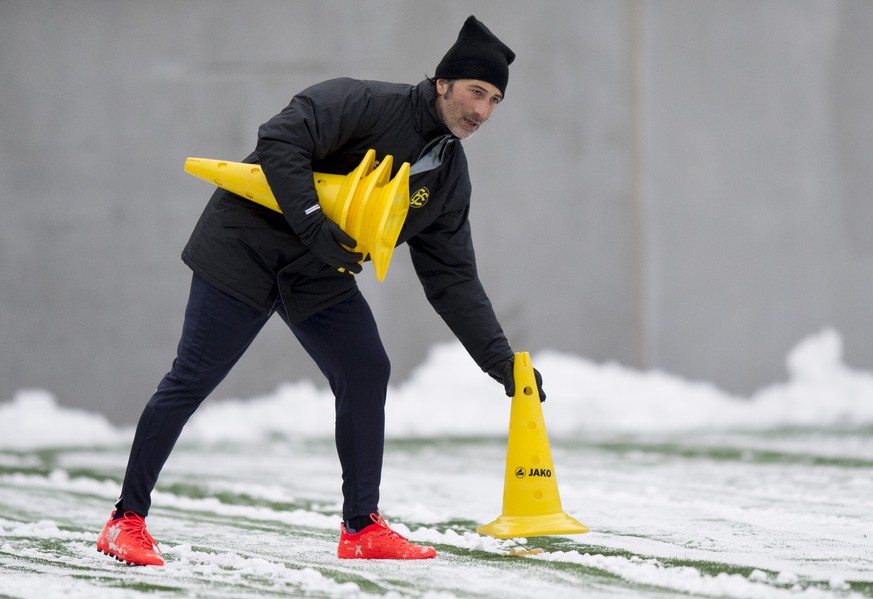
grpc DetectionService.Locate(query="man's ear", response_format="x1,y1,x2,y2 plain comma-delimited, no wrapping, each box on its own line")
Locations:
435,79,449,96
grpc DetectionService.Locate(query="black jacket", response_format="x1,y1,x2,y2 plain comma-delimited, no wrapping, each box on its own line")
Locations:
182,78,512,373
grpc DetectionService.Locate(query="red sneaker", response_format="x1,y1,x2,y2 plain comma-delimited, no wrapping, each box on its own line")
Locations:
96,511,164,566
337,513,436,560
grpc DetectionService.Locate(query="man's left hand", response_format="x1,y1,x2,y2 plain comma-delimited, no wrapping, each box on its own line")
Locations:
487,357,546,402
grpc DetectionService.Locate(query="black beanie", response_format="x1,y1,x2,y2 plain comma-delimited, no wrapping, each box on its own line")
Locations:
434,16,516,95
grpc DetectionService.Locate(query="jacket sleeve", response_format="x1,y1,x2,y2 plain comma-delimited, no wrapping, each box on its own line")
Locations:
408,203,514,374
255,78,375,234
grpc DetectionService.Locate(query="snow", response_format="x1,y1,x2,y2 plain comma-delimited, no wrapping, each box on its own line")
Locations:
3,328,870,450
1,328,872,598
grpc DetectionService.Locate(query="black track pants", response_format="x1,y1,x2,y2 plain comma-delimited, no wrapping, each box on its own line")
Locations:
117,274,390,521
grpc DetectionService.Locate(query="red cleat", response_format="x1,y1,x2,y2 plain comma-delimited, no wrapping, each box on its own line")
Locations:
96,511,164,566
338,513,436,560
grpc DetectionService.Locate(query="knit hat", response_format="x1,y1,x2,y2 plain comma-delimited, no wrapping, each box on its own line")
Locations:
435,16,515,95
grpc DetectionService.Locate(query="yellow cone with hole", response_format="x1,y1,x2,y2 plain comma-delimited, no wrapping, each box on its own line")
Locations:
184,149,410,281
477,352,589,539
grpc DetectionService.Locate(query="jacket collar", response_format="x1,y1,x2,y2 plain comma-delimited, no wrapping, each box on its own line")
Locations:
413,79,453,141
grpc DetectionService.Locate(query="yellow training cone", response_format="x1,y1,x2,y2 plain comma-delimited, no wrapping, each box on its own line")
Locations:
477,352,589,539
184,150,410,281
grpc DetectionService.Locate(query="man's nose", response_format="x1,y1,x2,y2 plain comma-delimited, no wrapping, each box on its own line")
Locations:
473,99,493,120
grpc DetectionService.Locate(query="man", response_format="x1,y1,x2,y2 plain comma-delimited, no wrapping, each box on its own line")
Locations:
97,15,545,565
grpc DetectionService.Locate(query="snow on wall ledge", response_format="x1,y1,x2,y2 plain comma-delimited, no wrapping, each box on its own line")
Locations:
1,329,871,450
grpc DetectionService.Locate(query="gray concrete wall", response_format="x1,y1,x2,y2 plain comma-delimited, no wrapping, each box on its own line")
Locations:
1,0,871,424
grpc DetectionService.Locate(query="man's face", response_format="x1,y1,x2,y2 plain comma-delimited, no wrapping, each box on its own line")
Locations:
434,79,503,139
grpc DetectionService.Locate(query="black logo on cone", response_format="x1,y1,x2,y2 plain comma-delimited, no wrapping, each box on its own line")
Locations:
514,467,526,478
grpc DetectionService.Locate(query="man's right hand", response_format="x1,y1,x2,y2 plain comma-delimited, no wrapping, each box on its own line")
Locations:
300,216,364,274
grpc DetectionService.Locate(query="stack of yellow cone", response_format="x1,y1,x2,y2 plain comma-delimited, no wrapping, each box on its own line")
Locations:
477,352,589,539
183,149,410,281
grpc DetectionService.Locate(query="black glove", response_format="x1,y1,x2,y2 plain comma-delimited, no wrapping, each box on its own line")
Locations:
299,215,364,274
488,357,546,402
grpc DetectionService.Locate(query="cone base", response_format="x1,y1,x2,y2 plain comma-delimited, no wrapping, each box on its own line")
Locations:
476,512,589,539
